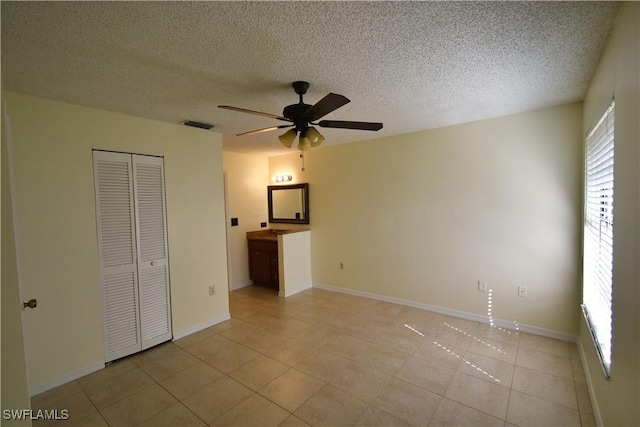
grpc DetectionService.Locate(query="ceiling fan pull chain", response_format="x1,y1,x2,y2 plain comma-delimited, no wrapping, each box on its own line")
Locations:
300,153,305,172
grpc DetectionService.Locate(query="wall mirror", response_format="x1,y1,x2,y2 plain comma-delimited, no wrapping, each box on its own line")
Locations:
268,183,309,224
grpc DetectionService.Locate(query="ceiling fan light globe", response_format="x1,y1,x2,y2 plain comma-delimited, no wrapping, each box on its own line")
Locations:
279,129,296,148
310,131,325,148
298,137,311,151
306,127,324,147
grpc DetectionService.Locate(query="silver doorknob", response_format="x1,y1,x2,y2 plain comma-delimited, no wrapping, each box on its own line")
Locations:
23,299,37,309
151,261,156,266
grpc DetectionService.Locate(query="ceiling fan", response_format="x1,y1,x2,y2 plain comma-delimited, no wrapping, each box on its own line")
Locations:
218,81,383,151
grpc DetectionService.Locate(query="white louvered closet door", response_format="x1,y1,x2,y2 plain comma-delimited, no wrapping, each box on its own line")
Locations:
94,151,172,362
132,155,172,350
94,151,142,362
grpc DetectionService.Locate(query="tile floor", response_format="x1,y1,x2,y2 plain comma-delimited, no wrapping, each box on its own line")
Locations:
32,286,595,426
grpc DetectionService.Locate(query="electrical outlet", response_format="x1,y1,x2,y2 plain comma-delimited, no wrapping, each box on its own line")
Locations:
339,262,344,270
478,281,487,292
209,286,216,296
518,285,527,297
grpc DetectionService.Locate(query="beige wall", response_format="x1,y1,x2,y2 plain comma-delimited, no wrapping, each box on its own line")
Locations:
222,151,269,290
270,103,583,336
1,94,32,424
579,3,639,426
4,93,229,393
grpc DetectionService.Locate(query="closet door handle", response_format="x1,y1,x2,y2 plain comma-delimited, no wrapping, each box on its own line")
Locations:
23,299,37,309
151,261,156,266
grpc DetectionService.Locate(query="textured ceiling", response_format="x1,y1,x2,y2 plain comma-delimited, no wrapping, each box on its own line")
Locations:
1,1,619,156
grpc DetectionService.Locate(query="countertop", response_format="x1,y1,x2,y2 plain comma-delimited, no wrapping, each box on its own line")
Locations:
246,229,308,241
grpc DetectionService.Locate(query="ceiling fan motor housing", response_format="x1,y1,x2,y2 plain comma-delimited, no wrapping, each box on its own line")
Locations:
285,81,313,136
283,103,312,135
292,81,309,95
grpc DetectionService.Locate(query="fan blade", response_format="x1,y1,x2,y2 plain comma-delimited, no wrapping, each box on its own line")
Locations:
318,120,383,131
218,105,290,122
303,93,350,121
237,124,293,137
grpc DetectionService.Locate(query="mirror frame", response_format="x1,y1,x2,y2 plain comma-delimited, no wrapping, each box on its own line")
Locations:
268,183,309,224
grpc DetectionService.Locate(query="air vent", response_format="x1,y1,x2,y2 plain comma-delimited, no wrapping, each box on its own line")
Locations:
183,120,214,130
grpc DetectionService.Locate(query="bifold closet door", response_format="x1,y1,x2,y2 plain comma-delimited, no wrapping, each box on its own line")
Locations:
94,151,172,363
94,151,141,362
132,155,172,350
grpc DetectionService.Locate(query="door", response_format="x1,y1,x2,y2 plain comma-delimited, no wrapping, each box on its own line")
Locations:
2,109,32,410
132,155,172,350
94,152,141,362
249,249,271,284
93,151,171,362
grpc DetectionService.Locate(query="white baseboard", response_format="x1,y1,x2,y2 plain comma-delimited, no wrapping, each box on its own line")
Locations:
30,313,231,397
229,280,253,291
30,361,105,397
577,338,604,426
312,282,577,343
172,313,231,340
279,282,313,298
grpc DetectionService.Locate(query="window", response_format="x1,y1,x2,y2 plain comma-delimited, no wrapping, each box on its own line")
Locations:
582,100,614,378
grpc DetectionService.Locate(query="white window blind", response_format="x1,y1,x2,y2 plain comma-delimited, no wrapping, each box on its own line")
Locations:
582,100,614,378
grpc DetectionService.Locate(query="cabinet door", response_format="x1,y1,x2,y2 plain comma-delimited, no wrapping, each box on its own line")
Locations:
249,249,271,285
270,250,279,288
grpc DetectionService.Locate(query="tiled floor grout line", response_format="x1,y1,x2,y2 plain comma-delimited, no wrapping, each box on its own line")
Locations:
178,320,330,426
175,338,288,426
258,367,314,415
239,317,396,427
145,368,210,427
85,386,109,427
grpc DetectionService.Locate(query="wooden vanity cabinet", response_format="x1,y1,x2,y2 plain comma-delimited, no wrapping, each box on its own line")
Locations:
248,239,279,290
